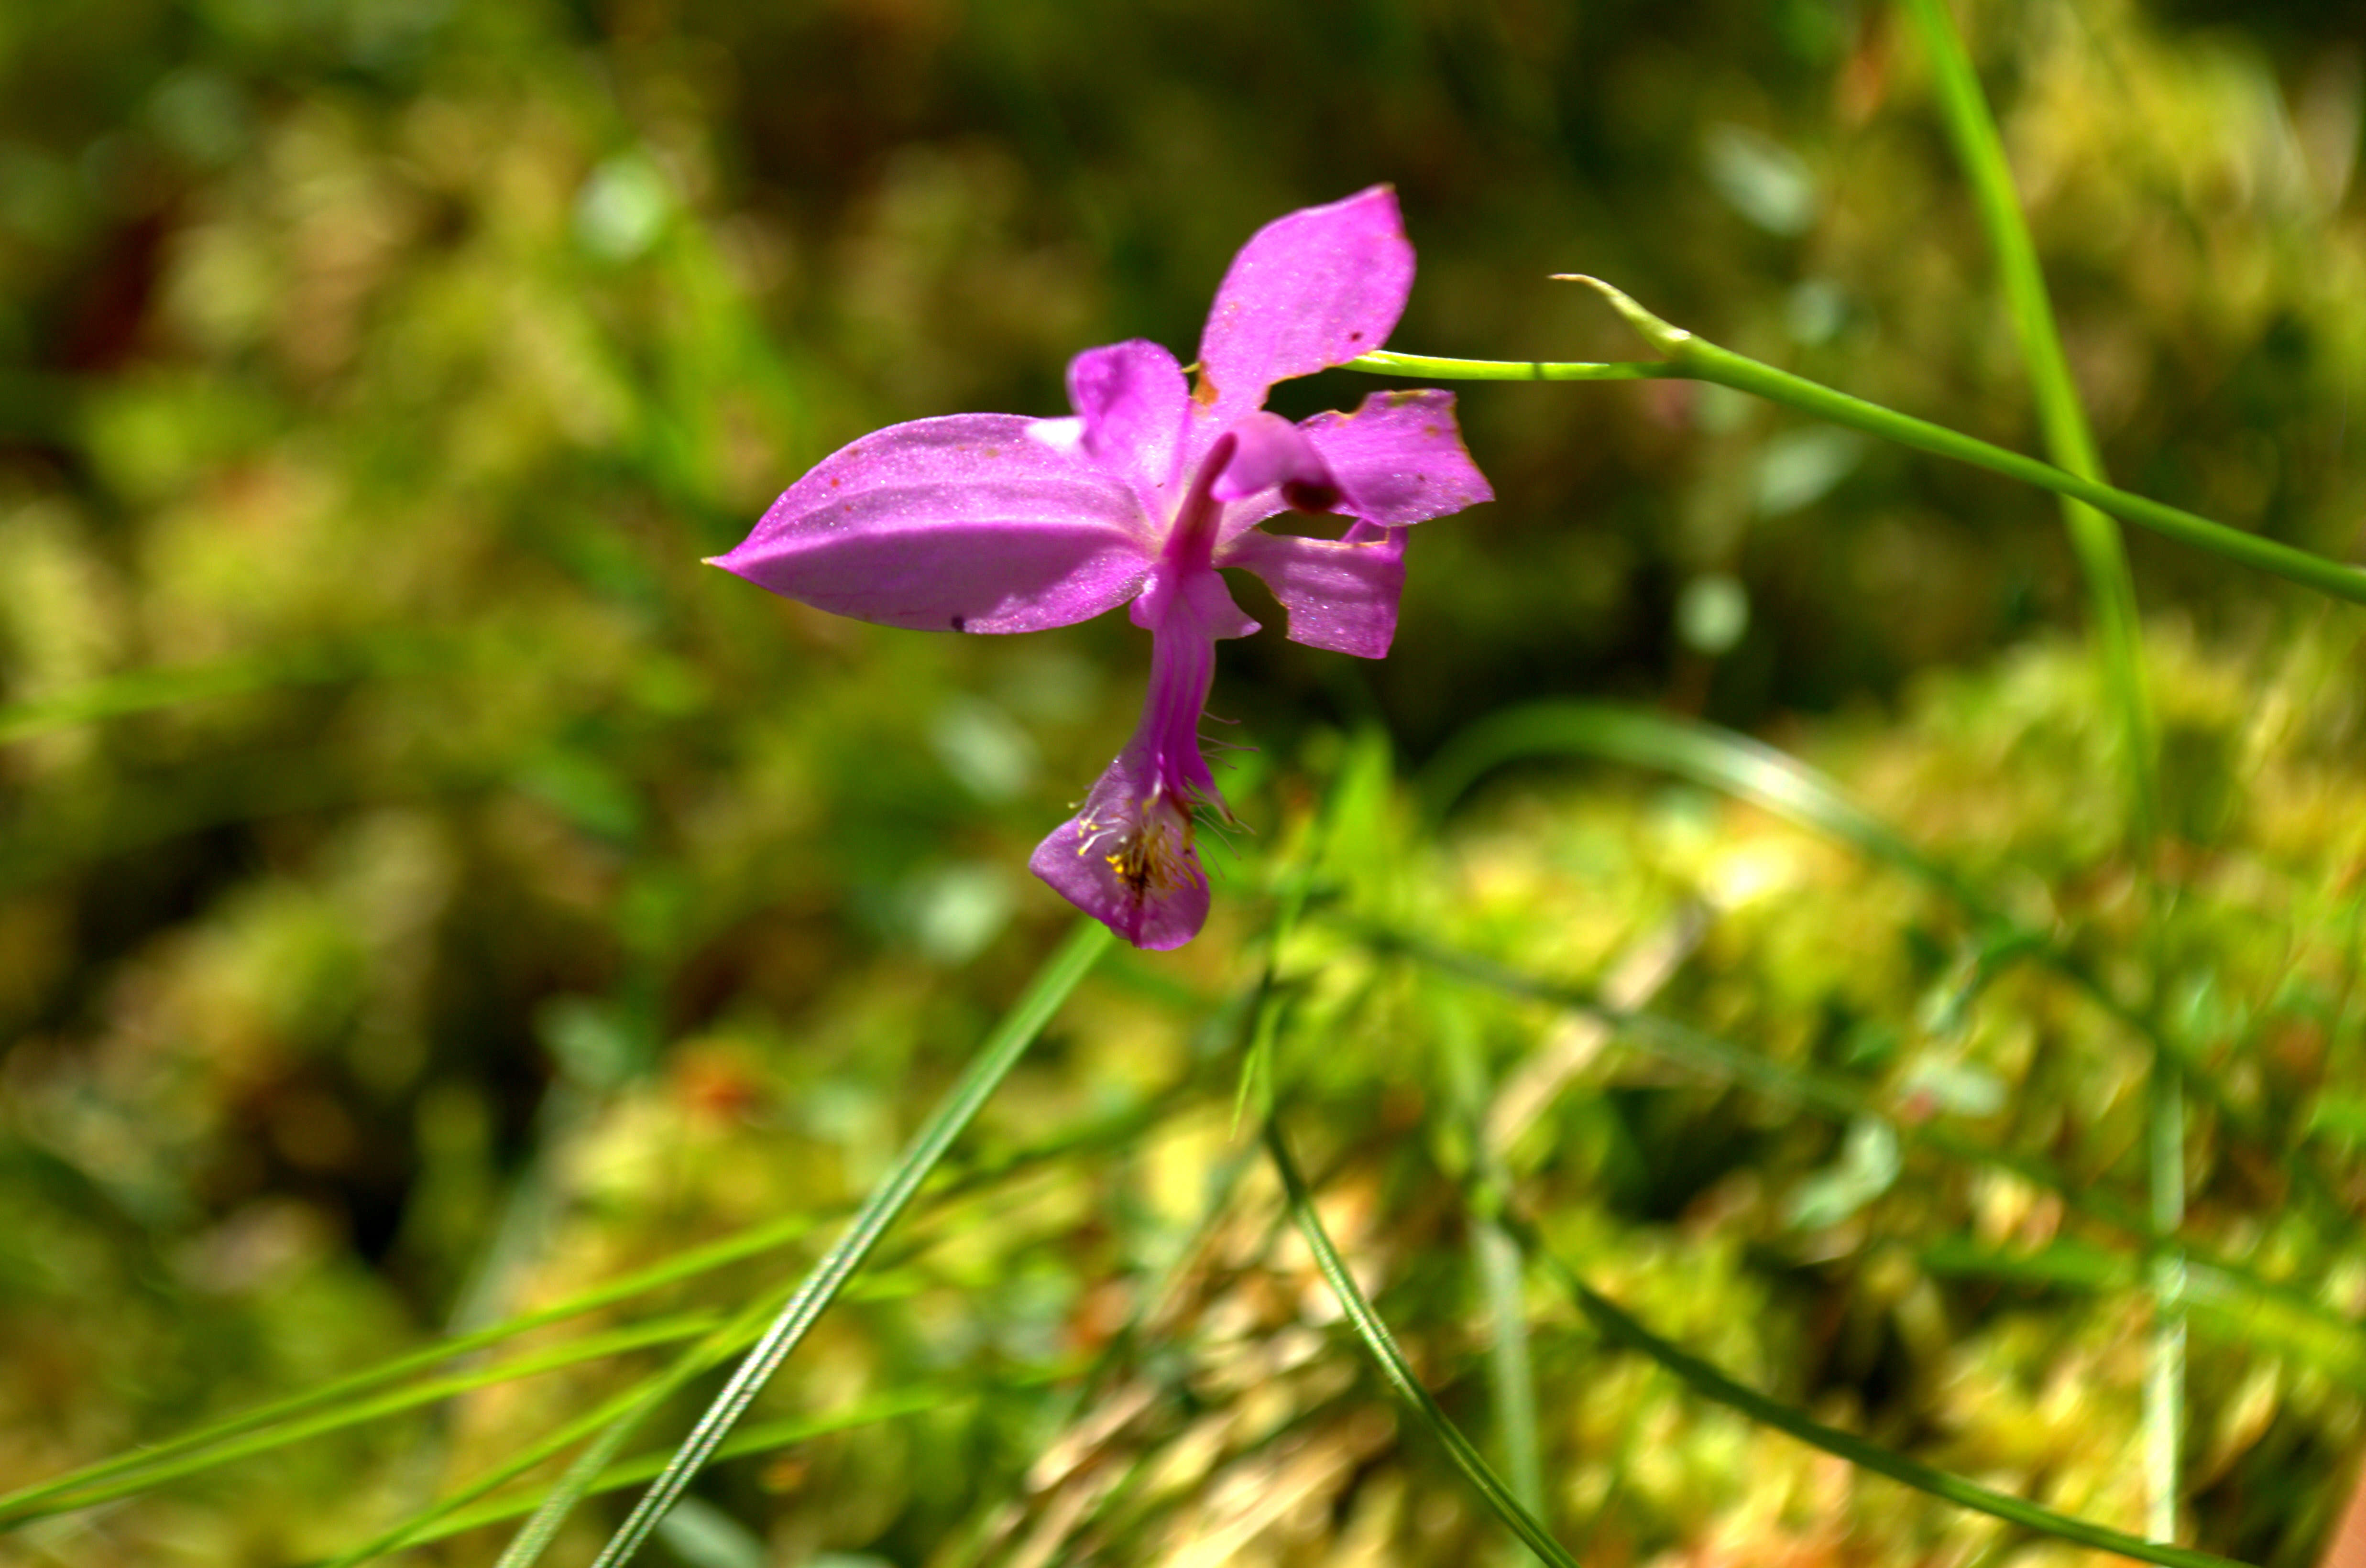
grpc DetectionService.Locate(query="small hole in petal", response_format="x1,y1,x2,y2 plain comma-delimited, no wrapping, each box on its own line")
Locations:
950,615,966,632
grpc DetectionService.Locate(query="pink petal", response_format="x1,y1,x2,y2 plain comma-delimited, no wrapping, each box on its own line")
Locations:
1029,750,1213,951
1065,339,1192,513
1218,528,1406,660
1030,567,1247,949
1194,186,1413,430
1300,389,1493,528
712,414,1152,634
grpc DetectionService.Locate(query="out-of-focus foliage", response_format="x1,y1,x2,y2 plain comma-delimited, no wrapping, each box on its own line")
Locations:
1,0,2364,1562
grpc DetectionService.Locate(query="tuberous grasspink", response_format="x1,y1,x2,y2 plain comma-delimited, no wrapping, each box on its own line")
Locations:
712,187,1492,947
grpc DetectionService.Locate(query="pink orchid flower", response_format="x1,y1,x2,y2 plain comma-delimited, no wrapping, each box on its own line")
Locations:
712,186,1491,949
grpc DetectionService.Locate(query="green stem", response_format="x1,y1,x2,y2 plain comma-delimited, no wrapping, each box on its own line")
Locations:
1264,1120,1584,1568
1502,1211,2243,1568
1895,5,2185,1525
2148,1064,2189,1543
1901,0,2158,842
582,919,1111,1568
1348,327,2366,607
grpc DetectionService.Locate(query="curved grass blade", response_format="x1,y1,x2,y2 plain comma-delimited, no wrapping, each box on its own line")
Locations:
0,1217,823,1530
580,919,1112,1568
1418,700,1972,902
1924,1239,2366,1398
1414,700,2345,1223
19,1313,718,1522
323,1279,803,1568
1897,0,2158,841
374,1369,1073,1552
1,1072,1180,1532
1350,330,2366,608
1901,0,2178,1527
0,635,448,748
1264,1118,1585,1568
1505,1210,2245,1568
1350,918,2366,1388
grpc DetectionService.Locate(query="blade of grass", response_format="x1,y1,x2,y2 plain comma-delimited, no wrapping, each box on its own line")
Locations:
332,1216,1070,1566
1419,701,1972,903
0,635,449,747
384,1368,1074,1551
1900,3,2179,1532
1923,1239,2366,1396
1435,996,1546,1521
0,1067,1179,1530
579,918,1112,1568
1501,1209,2246,1568
1415,699,2344,1224
1348,917,2366,1391
1349,328,2366,607
1898,0,2158,839
0,1222,811,1528
323,1279,804,1568
1263,1118,1585,1568
22,1313,719,1521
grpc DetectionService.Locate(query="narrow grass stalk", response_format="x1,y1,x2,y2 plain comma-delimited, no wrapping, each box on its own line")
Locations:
1348,331,2366,607
1899,0,2158,838
19,1313,719,1522
1436,999,1546,1522
1902,4,2179,1526
1350,916,2366,1390
1472,1220,1544,1521
0,634,446,747
2149,1066,2189,1543
391,1372,1072,1550
1263,1119,1584,1568
1417,698,2348,1224
581,918,1112,1568
325,1280,802,1567
1502,1212,2244,1568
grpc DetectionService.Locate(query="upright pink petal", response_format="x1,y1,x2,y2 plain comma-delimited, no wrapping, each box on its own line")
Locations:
1218,528,1407,660
1300,389,1493,528
1063,339,1192,513
1194,187,1414,430
712,415,1152,634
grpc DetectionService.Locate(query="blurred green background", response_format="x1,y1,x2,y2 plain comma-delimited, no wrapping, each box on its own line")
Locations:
5,0,2366,1562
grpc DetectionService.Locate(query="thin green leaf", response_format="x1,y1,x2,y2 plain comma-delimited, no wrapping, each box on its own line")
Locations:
1902,0,2176,1524
21,1313,719,1521
1900,0,2158,842
0,636,446,747
2,1072,1179,1531
1506,1212,2246,1568
580,918,1112,1568
324,1281,803,1568
394,1372,1068,1550
1417,701,1969,903
1413,700,2344,1226
1264,1118,1585,1568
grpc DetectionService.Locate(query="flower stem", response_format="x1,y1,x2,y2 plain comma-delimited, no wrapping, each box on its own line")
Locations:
1349,326,2366,608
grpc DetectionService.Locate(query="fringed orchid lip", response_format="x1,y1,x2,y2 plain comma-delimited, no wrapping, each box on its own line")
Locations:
712,187,1494,948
